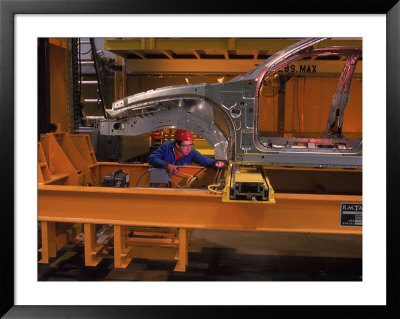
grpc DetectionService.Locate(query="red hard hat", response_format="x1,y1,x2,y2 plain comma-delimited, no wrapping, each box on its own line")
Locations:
174,129,194,141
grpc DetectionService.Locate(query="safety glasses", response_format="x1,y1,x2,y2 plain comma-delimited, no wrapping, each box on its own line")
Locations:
180,143,194,148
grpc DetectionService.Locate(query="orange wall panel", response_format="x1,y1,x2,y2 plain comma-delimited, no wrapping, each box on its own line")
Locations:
49,41,69,132
259,75,362,139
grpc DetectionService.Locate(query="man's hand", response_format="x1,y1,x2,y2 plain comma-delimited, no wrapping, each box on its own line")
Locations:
214,161,225,168
166,164,179,176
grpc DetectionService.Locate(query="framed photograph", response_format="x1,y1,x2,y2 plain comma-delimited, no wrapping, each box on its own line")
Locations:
2,0,399,317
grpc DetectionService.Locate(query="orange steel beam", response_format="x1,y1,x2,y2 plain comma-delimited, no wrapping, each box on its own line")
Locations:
38,185,362,235
114,225,138,268
83,223,103,266
174,228,188,272
39,221,57,263
125,237,179,246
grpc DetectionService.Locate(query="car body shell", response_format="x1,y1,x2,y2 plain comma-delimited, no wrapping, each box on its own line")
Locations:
98,38,362,168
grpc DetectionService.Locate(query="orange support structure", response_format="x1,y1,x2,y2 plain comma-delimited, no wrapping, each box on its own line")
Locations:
39,221,57,264
83,223,103,267
114,225,135,268
175,228,189,272
37,132,362,271
38,185,361,235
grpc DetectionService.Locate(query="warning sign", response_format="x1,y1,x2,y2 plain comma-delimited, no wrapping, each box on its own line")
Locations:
340,203,362,227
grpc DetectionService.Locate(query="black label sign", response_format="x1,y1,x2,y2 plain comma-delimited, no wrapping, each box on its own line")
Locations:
278,64,318,74
340,203,362,227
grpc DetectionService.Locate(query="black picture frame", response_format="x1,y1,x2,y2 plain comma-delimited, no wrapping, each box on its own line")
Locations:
1,0,399,317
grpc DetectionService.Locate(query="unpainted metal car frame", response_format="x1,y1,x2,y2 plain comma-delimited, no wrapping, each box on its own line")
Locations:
98,38,362,169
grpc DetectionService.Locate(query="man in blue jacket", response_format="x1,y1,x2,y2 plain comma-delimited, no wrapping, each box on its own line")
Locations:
148,129,225,176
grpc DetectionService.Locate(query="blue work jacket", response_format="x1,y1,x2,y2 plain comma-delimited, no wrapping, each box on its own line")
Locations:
148,141,216,168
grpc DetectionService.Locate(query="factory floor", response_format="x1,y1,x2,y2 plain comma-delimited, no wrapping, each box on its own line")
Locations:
38,229,362,281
